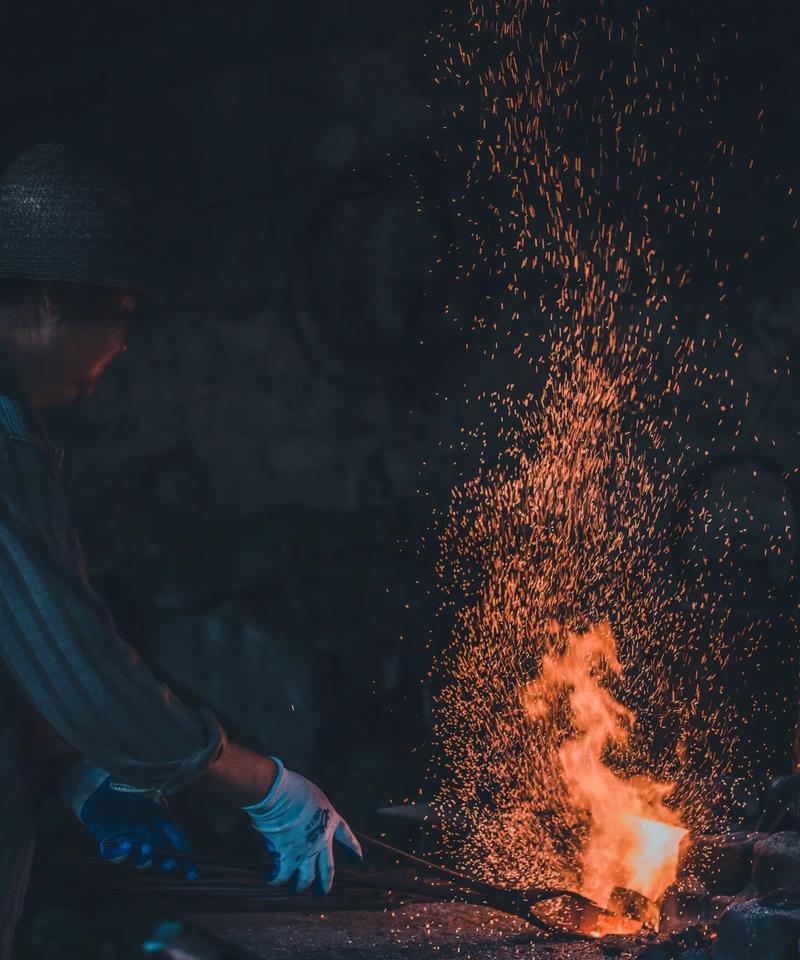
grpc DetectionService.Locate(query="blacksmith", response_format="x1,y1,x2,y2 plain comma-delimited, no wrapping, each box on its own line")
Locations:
0,142,360,956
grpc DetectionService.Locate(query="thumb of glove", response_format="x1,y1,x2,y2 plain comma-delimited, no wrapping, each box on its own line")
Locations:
334,820,363,862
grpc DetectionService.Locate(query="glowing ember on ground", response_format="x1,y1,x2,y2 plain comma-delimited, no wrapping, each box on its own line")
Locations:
623,816,687,900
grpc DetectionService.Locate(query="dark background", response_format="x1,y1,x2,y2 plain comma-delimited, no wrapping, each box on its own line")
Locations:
0,0,466,827
1,0,800,837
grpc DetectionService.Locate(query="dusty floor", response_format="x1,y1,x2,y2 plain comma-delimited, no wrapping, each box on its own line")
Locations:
187,902,650,959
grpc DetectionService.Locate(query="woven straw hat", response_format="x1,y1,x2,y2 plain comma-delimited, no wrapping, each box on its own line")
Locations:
0,142,155,289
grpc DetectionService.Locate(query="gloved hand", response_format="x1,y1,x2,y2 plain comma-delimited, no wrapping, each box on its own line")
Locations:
62,763,197,879
243,757,362,895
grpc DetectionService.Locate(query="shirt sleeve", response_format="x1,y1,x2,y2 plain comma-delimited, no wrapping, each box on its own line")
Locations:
0,436,226,798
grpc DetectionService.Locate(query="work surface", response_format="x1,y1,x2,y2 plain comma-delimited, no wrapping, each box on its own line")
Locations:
50,858,660,959
185,903,648,959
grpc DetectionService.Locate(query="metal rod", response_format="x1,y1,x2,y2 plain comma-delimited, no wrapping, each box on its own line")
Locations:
108,837,607,935
354,831,606,913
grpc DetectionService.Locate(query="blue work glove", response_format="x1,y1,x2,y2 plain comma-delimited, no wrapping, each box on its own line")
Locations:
243,757,362,895
62,763,198,879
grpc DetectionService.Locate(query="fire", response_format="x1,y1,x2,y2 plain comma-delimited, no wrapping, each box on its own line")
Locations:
622,815,687,902
523,622,687,922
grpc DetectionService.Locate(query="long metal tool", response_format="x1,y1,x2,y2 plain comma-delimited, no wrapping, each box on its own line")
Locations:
134,836,610,935
354,831,611,931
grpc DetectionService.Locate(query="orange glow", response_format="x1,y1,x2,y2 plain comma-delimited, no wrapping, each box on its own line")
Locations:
621,815,687,903
523,623,687,928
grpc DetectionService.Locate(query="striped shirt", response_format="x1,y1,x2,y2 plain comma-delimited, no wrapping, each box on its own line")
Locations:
0,353,225,956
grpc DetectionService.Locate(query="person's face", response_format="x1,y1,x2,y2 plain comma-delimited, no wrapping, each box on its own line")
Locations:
37,288,138,407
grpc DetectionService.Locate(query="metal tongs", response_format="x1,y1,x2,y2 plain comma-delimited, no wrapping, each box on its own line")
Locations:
354,832,613,934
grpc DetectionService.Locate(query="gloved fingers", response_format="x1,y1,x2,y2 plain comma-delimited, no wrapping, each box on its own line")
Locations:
162,821,193,856
293,858,316,894
149,850,194,879
99,836,134,865
180,859,199,881
134,842,154,869
272,857,297,886
157,852,198,881
264,850,296,886
333,819,363,863
315,847,334,897
264,858,279,884
99,835,154,870
156,822,196,878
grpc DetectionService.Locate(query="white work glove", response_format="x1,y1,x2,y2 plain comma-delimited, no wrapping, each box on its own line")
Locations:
243,757,362,894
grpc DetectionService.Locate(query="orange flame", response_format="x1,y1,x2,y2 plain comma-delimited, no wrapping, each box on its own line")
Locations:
523,622,687,925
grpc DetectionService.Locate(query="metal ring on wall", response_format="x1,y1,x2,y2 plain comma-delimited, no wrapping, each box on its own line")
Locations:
289,152,454,389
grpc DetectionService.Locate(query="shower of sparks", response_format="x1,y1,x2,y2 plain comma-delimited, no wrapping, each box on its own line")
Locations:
428,0,767,925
